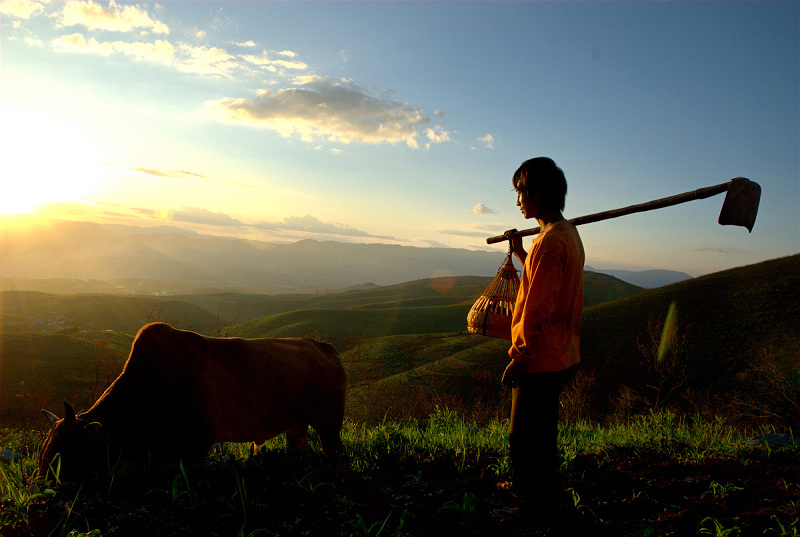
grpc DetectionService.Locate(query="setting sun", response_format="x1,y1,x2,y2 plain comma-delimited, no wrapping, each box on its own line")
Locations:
0,108,106,215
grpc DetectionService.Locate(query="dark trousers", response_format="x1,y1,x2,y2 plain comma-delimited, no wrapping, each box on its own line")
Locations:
508,367,573,500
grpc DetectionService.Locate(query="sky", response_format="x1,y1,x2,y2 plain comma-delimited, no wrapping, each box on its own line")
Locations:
1,0,798,277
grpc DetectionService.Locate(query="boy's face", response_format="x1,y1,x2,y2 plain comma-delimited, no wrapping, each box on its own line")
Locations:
516,188,541,219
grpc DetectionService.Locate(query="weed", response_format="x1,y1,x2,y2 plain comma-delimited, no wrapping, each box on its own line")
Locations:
701,481,744,499
698,517,741,536
0,459,53,529
438,492,477,526
234,469,249,524
170,461,197,506
353,509,395,537
766,515,800,536
292,470,334,494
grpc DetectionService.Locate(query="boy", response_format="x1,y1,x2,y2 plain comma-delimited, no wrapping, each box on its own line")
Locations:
497,157,584,523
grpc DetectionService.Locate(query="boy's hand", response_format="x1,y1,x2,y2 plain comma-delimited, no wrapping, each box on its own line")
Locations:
501,359,527,389
504,229,526,263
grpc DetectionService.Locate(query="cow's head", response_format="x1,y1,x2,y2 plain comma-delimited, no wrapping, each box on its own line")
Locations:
38,401,102,482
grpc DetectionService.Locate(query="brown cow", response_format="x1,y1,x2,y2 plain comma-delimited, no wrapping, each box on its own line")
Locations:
39,322,347,480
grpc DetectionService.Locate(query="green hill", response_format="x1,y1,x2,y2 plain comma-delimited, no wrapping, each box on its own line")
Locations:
577,253,800,421
0,331,132,426
336,254,800,425
5,256,797,429
0,291,225,334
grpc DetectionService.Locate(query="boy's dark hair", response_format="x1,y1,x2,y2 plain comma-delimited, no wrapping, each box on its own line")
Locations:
512,157,567,211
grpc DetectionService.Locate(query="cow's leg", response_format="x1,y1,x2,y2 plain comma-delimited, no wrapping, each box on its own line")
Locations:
315,425,343,456
284,424,309,452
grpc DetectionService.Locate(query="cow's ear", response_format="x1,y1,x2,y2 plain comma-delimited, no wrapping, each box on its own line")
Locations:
63,401,77,424
83,422,103,445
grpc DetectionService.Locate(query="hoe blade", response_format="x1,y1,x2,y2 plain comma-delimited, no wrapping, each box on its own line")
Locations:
718,177,761,232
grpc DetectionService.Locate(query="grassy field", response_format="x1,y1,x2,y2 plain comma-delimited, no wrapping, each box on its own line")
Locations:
1,255,799,535
1,409,799,537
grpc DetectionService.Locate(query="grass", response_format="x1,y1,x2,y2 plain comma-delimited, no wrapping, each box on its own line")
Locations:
2,409,799,537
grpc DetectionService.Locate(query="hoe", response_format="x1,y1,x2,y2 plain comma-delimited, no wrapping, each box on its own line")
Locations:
469,177,761,339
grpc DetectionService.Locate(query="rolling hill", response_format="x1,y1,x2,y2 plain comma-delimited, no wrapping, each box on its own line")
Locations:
338,254,800,424
1,254,797,429
0,269,639,426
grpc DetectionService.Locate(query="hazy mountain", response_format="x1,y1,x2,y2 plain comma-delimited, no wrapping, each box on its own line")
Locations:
1,219,679,294
0,220,503,292
585,266,693,288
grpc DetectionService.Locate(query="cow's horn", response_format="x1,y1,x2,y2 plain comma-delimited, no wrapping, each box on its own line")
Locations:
42,409,60,424
63,401,76,423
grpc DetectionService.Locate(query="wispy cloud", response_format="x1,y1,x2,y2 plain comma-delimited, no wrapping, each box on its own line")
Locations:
208,77,440,148
472,133,496,150
439,229,491,238
52,32,176,64
124,205,244,228
418,239,451,248
9,2,301,79
255,214,395,240
172,206,244,227
0,0,45,19
132,168,207,179
240,51,308,73
59,0,169,35
694,247,734,254
129,167,251,189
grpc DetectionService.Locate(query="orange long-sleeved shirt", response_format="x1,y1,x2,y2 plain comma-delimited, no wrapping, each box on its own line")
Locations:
509,220,585,373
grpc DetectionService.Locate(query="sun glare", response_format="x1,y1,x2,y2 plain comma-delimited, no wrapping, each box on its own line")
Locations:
0,108,106,215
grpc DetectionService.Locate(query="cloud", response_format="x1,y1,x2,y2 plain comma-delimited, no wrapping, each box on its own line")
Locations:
425,125,452,147
51,32,251,77
473,203,495,215
60,0,169,35
171,207,244,227
52,32,176,65
477,133,495,149
256,214,395,240
207,77,433,147
173,42,239,76
0,0,46,19
439,229,492,238
694,247,734,254
418,239,451,248
19,2,444,147
240,51,307,73
132,168,207,179
128,167,250,189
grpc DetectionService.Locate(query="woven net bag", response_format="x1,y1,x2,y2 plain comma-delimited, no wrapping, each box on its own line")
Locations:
467,249,520,340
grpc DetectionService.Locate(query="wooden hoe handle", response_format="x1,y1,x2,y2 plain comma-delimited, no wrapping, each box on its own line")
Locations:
486,179,743,245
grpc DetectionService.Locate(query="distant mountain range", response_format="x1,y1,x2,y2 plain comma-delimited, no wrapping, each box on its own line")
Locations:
0,219,690,293
585,266,692,288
